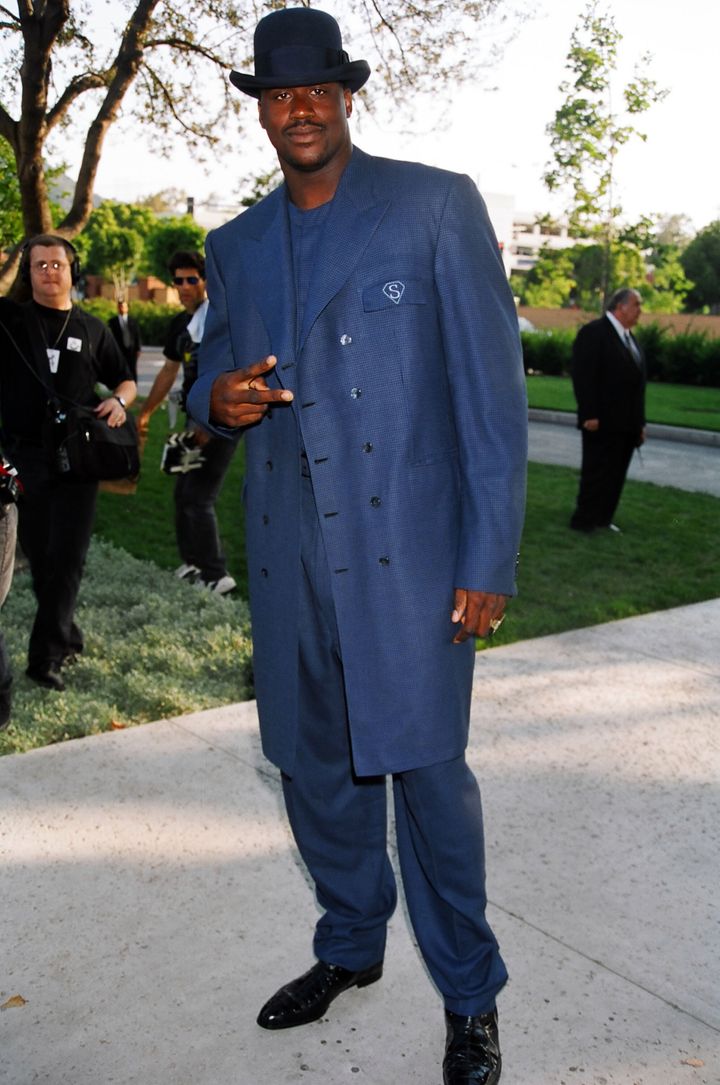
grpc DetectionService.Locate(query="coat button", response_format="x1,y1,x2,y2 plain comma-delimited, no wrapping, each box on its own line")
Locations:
265,460,273,471
340,334,352,345
370,496,381,507
262,515,269,525
350,387,362,399
378,556,390,566
362,442,373,453
260,568,268,577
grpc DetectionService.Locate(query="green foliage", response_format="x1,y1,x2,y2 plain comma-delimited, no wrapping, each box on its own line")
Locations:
78,202,156,296
521,247,577,308
0,539,253,756
141,216,207,283
572,242,645,311
514,240,647,312
79,299,182,345
681,221,720,312
642,245,693,313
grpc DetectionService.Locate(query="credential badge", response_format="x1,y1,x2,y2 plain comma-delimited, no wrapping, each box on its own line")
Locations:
383,280,405,305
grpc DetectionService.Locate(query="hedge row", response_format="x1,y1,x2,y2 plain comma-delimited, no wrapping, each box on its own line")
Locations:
80,298,181,345
521,325,720,387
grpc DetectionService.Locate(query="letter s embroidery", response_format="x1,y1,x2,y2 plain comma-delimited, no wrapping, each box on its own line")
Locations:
382,281,405,305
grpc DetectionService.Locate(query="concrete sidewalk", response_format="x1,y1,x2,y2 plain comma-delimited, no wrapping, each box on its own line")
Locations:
2,600,719,1085
528,411,720,498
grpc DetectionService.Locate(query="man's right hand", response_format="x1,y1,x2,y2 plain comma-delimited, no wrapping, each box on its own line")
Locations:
209,355,293,428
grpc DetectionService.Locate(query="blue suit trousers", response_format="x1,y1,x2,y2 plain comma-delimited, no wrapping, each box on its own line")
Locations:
280,475,508,1015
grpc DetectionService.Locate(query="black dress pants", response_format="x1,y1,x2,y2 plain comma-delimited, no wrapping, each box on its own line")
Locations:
12,445,97,669
174,435,238,581
571,428,637,530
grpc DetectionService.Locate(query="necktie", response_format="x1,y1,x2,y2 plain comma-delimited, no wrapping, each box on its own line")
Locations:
624,331,640,367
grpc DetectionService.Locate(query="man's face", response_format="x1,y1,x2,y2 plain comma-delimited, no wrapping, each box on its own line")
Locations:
29,245,73,308
117,301,128,316
616,292,642,329
258,83,353,174
171,267,206,313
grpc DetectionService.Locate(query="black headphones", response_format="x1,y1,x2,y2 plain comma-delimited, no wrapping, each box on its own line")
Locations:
20,235,81,286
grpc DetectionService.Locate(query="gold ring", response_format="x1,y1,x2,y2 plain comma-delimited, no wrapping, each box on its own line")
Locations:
488,615,505,634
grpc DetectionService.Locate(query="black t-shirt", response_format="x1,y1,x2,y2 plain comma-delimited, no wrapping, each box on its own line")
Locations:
163,309,198,411
0,298,132,444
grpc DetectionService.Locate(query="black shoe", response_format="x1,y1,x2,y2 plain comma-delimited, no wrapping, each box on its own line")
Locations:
256,959,383,1030
443,1009,501,1085
26,664,65,692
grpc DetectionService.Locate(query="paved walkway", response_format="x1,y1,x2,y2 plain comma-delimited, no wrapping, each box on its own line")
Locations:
2,600,719,1084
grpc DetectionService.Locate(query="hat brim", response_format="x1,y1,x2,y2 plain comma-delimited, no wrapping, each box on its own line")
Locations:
229,60,370,99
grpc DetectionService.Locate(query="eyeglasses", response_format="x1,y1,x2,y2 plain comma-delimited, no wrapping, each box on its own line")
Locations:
172,275,201,285
32,261,69,272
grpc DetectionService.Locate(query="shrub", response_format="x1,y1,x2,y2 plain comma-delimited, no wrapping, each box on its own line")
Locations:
521,329,574,376
523,323,720,388
79,299,181,346
0,538,253,755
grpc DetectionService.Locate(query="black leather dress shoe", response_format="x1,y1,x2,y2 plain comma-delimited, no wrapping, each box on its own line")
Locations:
256,959,383,1030
443,1009,501,1085
26,664,65,692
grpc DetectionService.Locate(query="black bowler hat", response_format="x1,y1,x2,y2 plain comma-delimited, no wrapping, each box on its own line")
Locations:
230,8,370,99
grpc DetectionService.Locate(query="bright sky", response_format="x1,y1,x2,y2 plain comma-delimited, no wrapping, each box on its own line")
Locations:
93,0,719,231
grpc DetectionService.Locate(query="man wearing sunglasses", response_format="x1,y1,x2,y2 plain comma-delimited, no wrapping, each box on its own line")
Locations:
139,251,238,594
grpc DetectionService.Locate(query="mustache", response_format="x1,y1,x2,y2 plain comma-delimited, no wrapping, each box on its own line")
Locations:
284,120,325,132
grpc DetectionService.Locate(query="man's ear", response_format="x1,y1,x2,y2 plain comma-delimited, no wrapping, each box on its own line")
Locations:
344,88,353,118
258,99,266,130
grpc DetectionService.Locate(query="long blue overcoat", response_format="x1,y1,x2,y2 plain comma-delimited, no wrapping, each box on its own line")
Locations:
189,147,527,777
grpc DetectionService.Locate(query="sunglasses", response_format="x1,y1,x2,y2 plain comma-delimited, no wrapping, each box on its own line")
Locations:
172,275,201,285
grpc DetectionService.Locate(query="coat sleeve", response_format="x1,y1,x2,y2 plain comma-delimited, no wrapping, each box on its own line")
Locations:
571,322,602,426
434,174,527,596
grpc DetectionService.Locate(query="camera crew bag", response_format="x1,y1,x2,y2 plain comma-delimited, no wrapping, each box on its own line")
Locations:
58,406,140,482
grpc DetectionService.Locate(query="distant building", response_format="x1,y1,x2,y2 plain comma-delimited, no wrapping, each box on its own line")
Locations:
482,194,590,279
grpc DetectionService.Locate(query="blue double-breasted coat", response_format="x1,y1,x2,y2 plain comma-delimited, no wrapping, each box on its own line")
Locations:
189,147,528,777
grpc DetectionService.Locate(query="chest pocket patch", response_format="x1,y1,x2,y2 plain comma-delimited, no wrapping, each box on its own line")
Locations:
362,278,428,312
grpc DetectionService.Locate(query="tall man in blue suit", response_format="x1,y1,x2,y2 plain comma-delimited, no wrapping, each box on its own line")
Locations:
188,10,527,1083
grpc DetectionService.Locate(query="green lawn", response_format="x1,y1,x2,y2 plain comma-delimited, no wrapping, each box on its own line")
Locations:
526,375,720,432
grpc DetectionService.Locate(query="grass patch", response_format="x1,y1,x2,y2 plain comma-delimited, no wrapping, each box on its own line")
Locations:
487,462,720,647
527,375,720,432
0,538,253,756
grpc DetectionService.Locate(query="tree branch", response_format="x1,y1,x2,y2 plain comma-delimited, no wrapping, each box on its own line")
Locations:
144,35,229,68
46,72,109,132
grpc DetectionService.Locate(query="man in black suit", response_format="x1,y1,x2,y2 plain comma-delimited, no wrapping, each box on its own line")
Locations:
569,288,646,533
108,299,142,381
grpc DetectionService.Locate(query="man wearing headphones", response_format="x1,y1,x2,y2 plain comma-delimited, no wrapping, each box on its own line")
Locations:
0,234,136,691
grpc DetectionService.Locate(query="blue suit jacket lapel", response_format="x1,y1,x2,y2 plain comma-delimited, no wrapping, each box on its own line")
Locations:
298,148,390,352
240,188,297,393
